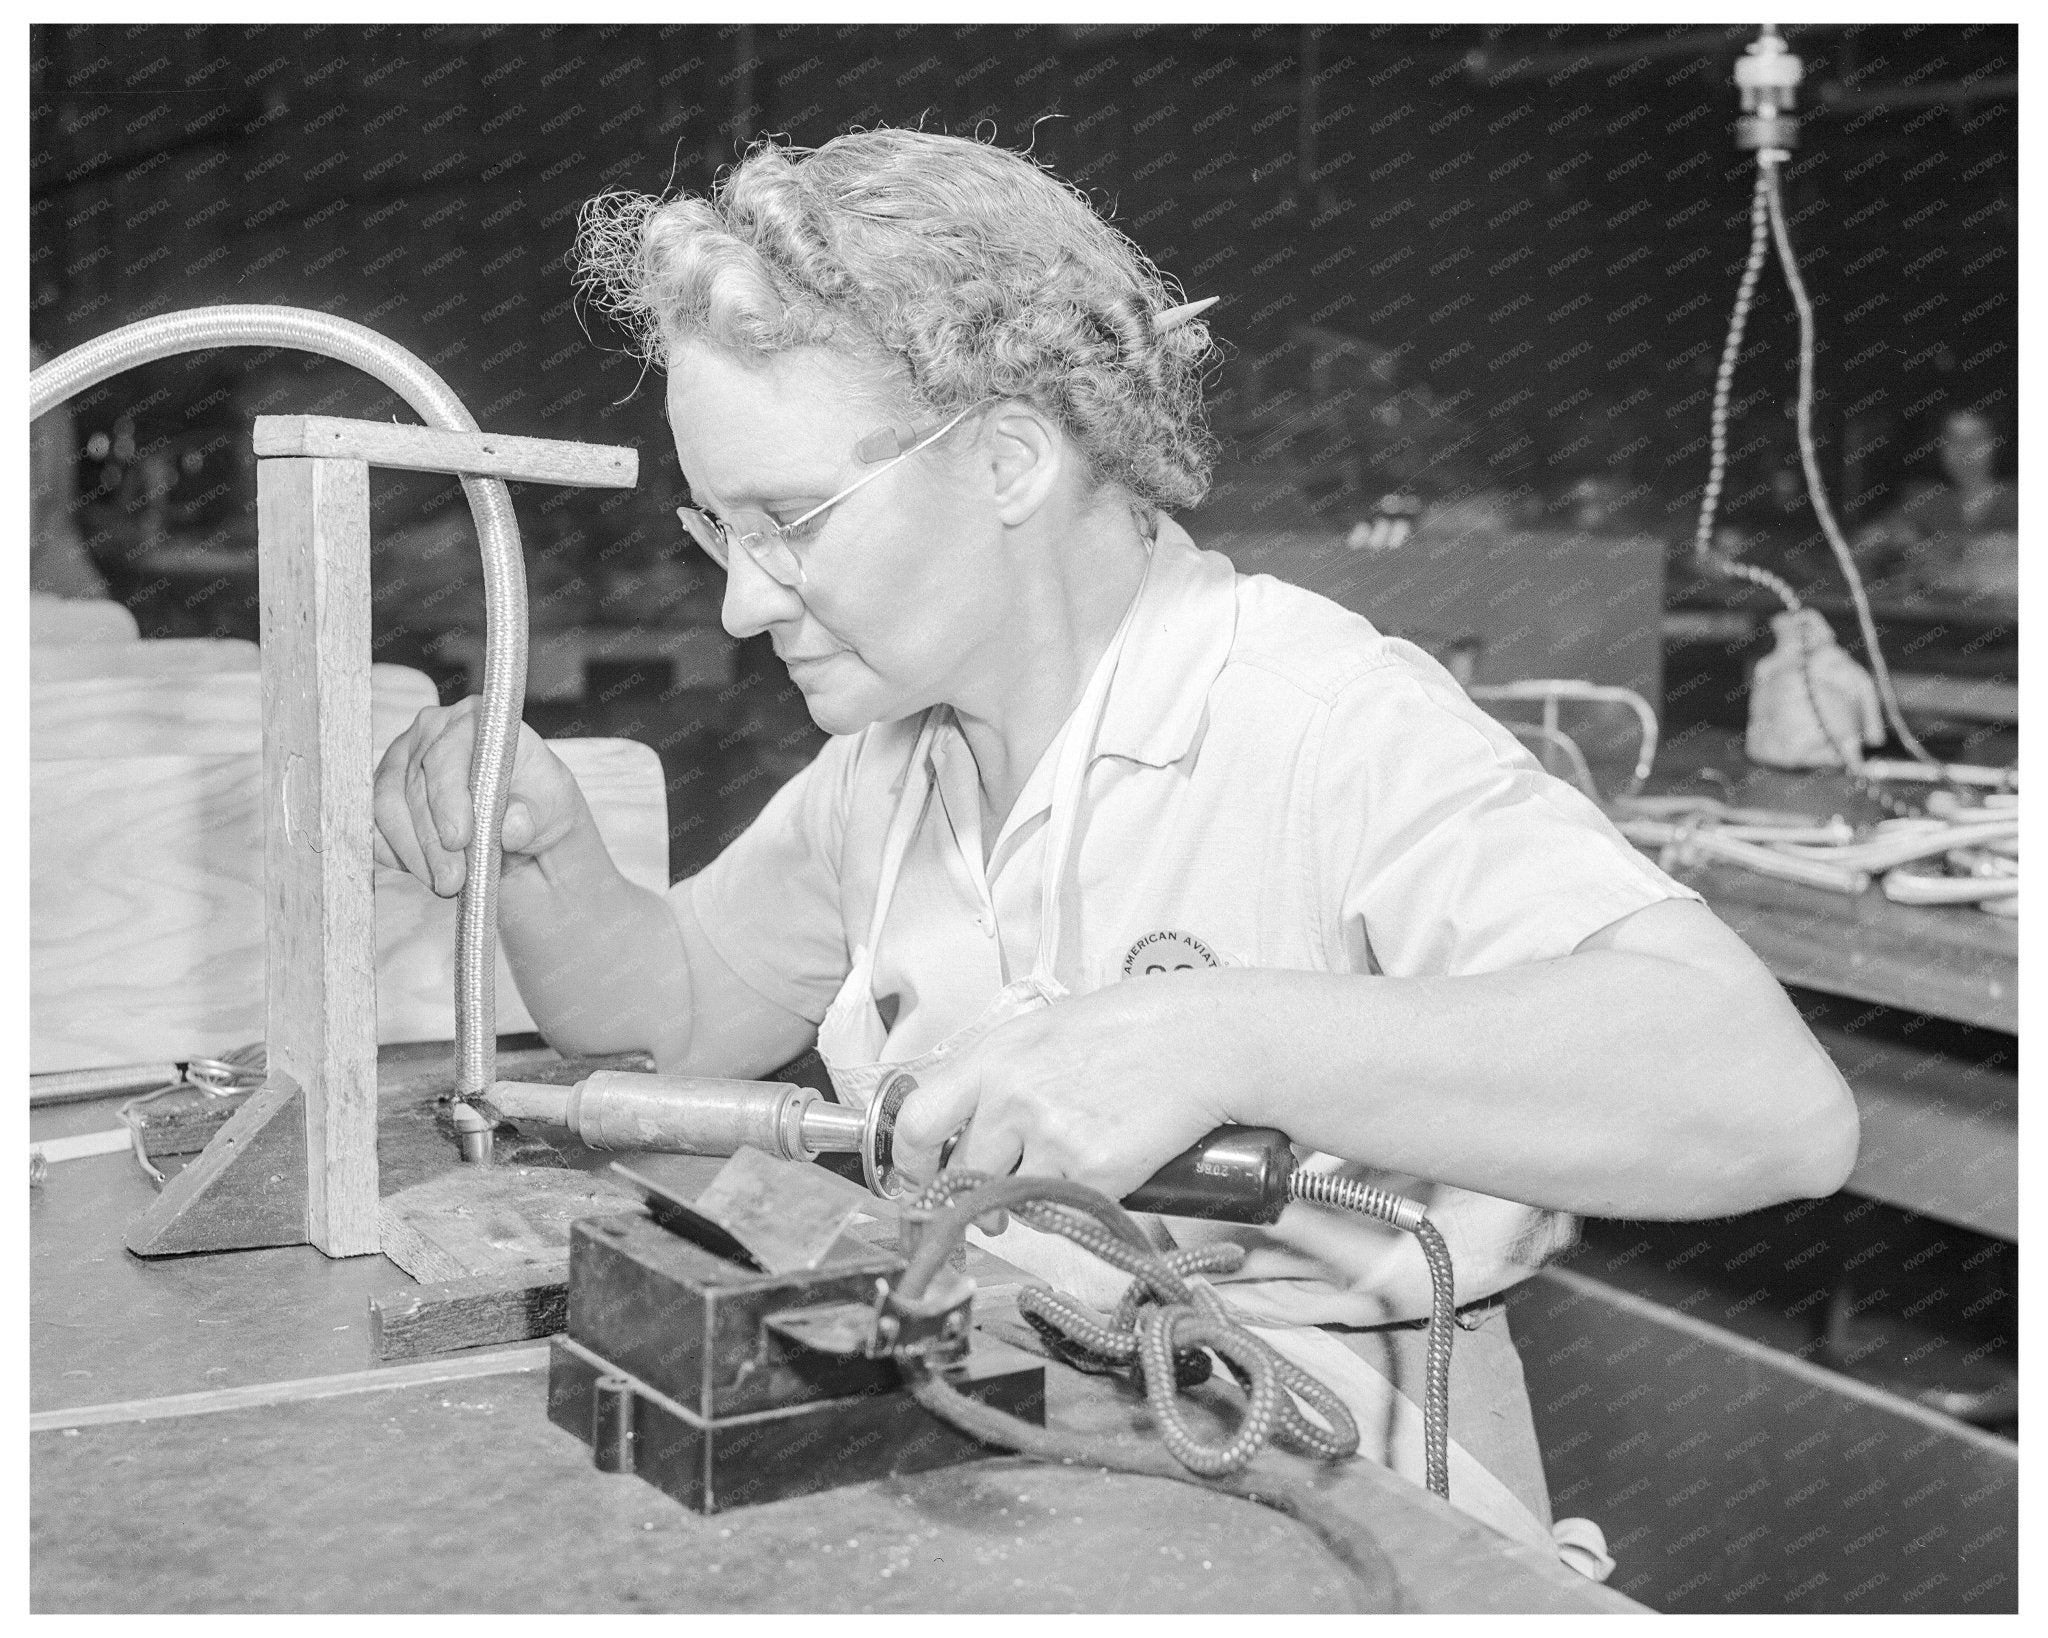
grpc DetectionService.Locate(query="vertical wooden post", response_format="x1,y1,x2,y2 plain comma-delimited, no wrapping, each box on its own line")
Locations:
122,419,635,1261
258,457,381,1256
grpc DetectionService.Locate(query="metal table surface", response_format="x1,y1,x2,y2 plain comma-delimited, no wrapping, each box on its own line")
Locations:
29,1075,1631,1615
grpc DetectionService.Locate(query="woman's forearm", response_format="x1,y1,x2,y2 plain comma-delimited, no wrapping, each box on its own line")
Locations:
494,796,693,1065
1192,950,1856,1220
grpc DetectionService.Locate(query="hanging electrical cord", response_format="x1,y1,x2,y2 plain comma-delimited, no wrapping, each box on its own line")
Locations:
1691,30,1951,780
1690,168,1804,614
1761,162,1942,771
1690,167,1865,777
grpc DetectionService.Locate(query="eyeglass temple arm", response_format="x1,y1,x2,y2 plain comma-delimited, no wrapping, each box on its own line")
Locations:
852,400,986,466
803,403,988,528
683,402,984,539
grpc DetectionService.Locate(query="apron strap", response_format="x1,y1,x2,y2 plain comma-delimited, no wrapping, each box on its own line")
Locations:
856,712,943,961
854,547,1154,995
1030,570,1148,981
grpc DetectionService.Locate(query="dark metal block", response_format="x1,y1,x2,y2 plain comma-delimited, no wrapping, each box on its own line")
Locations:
547,1331,1046,1514
567,1212,908,1418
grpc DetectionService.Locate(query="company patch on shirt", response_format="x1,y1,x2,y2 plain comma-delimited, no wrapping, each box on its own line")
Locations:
1121,929,1220,978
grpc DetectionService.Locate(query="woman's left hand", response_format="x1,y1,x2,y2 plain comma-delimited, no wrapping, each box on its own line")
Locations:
891,972,1248,1197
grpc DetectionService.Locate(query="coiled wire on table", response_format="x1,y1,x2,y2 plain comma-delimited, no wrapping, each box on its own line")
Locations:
887,1170,1408,1609
31,308,528,1107
909,1170,1359,1478
117,1043,269,1185
895,1165,1462,1501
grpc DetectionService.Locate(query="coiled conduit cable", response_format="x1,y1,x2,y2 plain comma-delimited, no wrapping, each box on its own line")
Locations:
894,1165,1463,1500
30,306,527,1108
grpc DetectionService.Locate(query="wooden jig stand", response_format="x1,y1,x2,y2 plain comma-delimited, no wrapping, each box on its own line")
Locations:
125,414,639,1262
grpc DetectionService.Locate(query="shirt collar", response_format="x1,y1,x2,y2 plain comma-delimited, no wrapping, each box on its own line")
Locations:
916,515,1239,869
1092,513,1240,768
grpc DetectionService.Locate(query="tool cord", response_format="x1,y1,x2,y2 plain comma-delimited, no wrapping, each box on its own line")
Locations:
894,1168,1461,1499
891,1171,1415,1610
31,307,526,1103
911,1173,1360,1473
1287,1168,1465,1500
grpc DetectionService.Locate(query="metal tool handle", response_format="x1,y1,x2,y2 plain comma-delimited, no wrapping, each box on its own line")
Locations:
487,1073,831,1159
494,1071,1296,1227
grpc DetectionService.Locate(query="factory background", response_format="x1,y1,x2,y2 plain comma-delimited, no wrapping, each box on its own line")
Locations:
29,24,2019,1615
34,25,2019,825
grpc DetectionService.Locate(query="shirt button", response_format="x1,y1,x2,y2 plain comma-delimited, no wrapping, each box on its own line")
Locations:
977,914,996,937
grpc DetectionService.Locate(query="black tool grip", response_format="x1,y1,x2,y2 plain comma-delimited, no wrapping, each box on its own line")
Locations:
1120,1125,1298,1224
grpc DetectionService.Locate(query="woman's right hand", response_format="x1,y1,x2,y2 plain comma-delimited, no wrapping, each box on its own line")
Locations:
372,696,586,897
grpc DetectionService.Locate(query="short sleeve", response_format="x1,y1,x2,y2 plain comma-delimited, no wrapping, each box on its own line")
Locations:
677,732,862,1022
1315,650,1700,978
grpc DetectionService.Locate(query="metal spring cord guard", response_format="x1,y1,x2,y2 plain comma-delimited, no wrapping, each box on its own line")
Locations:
31,306,529,1115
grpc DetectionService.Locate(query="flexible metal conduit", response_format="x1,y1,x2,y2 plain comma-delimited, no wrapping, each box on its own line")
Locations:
1287,1169,1457,1501
31,306,527,1111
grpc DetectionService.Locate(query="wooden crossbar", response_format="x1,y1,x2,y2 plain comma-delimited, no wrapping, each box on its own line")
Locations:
252,414,639,488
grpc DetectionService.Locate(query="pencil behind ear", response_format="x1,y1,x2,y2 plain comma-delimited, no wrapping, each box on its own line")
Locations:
1153,296,1218,333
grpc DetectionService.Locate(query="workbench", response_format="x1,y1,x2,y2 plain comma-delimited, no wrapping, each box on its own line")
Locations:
30,1044,1633,1614
1497,733,2024,1614
1636,728,2018,1241
1650,728,2017,1033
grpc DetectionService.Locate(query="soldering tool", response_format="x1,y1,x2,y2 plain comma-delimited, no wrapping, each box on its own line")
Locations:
486,1065,1463,1496
483,1067,1420,1228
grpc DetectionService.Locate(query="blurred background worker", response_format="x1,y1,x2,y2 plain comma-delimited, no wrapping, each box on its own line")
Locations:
1851,406,2018,610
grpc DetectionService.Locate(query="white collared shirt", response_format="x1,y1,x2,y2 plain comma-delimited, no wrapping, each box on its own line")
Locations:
684,516,1698,1324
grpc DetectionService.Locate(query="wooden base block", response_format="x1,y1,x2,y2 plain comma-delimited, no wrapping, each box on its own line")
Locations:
126,1086,254,1168
126,1080,308,1257
377,1166,643,1285
370,1267,570,1361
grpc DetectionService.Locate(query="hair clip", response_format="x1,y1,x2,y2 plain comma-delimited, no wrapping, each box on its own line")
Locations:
1153,296,1219,332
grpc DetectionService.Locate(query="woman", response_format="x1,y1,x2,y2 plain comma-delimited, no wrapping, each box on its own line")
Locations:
1851,406,2018,611
374,129,1857,1556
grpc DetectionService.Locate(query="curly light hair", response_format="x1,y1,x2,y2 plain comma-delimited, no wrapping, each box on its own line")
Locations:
575,128,1219,514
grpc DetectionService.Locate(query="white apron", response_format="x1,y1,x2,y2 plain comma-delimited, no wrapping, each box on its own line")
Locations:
810,582,1601,1573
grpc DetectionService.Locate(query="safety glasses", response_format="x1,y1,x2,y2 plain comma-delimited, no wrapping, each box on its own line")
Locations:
676,399,992,589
